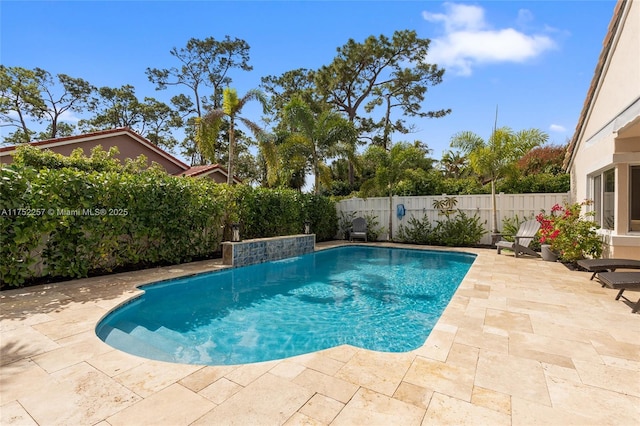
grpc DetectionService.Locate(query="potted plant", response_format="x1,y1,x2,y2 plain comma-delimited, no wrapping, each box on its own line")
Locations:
536,201,603,263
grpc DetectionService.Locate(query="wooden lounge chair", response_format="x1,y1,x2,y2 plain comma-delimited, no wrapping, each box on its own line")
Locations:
349,217,367,242
496,219,540,258
576,258,640,280
596,271,640,313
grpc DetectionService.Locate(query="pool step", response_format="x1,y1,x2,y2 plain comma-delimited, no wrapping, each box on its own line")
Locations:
98,324,176,363
116,320,189,357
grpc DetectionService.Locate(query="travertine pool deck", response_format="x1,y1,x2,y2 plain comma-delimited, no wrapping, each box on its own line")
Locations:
2,242,639,425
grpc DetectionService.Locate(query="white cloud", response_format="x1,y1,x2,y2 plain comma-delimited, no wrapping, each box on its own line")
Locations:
549,124,566,132
58,110,81,123
423,3,556,76
516,9,534,27
423,3,486,32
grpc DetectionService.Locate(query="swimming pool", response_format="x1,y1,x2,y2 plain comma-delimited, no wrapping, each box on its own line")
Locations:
96,246,475,365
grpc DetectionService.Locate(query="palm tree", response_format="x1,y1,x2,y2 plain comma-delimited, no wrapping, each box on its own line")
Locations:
202,88,269,184
360,142,433,239
258,131,309,190
440,150,469,179
450,126,548,237
282,97,357,194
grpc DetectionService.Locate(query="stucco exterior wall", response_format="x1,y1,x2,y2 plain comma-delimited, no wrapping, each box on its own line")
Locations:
570,0,640,259
204,172,228,184
0,134,187,175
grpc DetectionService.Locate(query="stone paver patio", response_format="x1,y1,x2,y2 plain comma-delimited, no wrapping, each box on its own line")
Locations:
2,242,639,425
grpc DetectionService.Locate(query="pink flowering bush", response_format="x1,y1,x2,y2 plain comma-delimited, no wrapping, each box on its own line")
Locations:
536,201,603,262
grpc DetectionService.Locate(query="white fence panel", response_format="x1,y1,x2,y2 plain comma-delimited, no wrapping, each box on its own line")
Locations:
336,192,571,245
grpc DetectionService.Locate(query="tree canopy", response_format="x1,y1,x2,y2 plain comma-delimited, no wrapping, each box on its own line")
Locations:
0,66,94,142
0,31,569,197
279,97,357,194
201,88,269,185
315,29,450,182
450,127,549,233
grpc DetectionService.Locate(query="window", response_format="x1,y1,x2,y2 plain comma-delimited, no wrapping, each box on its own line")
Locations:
592,168,615,230
631,166,640,232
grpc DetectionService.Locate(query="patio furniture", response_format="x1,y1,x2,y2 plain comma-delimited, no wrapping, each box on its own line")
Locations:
350,217,367,242
495,219,541,258
576,258,640,280
596,271,640,313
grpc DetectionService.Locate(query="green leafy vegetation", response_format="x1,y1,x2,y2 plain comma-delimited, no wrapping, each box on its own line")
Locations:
396,210,486,247
362,213,384,242
2,32,570,197
396,197,486,246
450,126,549,234
536,201,603,263
1,148,337,287
1,164,224,286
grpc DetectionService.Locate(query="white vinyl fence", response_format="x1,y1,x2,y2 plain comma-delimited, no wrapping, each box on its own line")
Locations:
336,193,571,245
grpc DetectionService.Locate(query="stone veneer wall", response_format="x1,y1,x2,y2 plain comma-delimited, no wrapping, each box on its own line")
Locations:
221,234,315,267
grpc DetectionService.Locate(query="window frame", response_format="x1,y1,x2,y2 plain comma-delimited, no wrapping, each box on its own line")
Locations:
591,168,615,230
630,165,640,232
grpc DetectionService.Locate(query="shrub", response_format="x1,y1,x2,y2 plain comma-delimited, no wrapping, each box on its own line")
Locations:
396,210,486,247
396,215,433,244
0,164,225,287
228,186,336,242
363,213,384,241
13,144,149,173
1,151,338,287
0,167,56,285
536,201,603,262
236,187,304,239
497,173,570,194
432,210,486,247
337,211,356,240
302,194,338,242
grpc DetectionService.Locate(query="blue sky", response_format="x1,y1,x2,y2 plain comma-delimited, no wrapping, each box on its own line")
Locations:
1,0,617,161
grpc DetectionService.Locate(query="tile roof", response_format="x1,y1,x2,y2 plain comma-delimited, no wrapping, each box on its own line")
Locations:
179,164,221,176
1,127,243,183
0,127,191,171
179,163,242,183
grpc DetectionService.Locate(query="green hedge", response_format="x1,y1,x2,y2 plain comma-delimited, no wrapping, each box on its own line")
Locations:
1,166,225,286
1,150,337,287
232,186,337,241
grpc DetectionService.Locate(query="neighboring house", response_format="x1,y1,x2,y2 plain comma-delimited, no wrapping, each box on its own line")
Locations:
564,0,640,259
0,127,241,184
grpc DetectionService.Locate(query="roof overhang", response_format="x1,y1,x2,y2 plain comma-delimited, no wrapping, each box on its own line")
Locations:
564,0,629,171
0,127,190,171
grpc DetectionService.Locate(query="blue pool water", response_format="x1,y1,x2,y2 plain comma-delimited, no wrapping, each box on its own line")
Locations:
96,246,475,365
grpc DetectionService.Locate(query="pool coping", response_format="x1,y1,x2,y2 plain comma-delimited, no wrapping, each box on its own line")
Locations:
2,241,639,425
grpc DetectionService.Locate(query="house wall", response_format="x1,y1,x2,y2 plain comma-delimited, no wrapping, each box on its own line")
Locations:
570,0,640,259
203,172,228,184
0,134,187,175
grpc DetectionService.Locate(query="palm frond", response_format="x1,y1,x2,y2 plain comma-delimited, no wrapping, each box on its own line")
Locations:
258,137,279,186
237,88,270,114
237,116,267,140
450,131,484,153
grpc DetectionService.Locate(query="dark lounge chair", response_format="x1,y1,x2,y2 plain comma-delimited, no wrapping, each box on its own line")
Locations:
576,258,640,280
349,217,367,242
596,272,640,313
496,219,540,258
